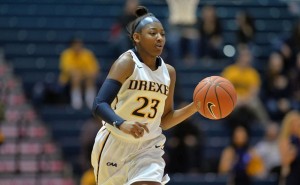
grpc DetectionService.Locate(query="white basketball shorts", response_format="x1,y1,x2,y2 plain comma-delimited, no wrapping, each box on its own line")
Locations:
91,126,170,185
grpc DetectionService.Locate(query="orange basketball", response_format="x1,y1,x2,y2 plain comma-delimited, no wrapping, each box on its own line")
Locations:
193,76,237,120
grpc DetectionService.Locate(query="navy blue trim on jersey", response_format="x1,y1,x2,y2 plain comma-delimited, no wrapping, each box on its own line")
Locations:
96,130,110,184
92,79,125,128
132,47,161,67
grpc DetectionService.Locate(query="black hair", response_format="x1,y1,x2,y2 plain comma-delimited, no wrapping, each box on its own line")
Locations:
291,19,300,46
230,124,251,150
69,37,83,46
126,6,154,44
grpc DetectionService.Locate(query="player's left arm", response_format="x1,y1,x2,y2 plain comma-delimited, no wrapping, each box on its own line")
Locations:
160,64,197,130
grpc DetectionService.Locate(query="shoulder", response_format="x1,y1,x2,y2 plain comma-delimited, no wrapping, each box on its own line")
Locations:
107,52,135,82
226,64,237,70
61,48,71,56
165,64,176,78
222,64,236,73
221,146,235,159
114,52,135,70
222,65,235,77
247,68,260,81
249,67,260,75
223,146,234,154
82,48,95,55
249,147,260,157
255,141,265,150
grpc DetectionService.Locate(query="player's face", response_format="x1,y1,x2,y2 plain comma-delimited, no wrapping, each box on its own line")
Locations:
138,22,166,56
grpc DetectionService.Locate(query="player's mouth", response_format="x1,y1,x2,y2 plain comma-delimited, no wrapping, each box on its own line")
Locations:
155,43,163,50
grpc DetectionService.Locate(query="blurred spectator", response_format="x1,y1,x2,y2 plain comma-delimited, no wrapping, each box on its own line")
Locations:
255,122,281,178
225,105,257,131
219,125,264,185
235,11,256,47
165,117,203,174
80,168,96,185
59,38,99,110
0,100,4,122
0,102,4,144
222,46,269,123
165,102,203,173
79,118,101,185
288,2,300,16
166,0,200,65
280,20,300,71
0,130,4,145
288,52,300,110
0,65,5,148
80,118,102,172
279,111,300,185
109,0,139,57
263,52,291,121
198,5,223,59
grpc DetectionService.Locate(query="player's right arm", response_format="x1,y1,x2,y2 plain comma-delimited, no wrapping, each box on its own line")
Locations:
160,64,197,130
92,53,149,138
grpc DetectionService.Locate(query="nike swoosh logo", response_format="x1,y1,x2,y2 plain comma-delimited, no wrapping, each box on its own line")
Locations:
155,145,161,148
207,102,217,119
137,65,143,69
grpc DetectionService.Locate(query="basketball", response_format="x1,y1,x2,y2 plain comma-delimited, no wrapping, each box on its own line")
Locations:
193,76,237,120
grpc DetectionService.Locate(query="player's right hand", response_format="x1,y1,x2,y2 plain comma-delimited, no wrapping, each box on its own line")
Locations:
119,121,149,138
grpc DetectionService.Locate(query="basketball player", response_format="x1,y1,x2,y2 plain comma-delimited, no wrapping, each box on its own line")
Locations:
91,6,197,185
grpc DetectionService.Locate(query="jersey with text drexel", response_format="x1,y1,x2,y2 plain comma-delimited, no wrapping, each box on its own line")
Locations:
104,49,170,142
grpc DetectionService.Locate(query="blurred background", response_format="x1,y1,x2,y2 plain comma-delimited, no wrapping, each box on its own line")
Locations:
0,0,300,185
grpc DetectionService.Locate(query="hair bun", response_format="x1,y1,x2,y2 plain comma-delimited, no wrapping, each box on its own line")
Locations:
135,6,148,17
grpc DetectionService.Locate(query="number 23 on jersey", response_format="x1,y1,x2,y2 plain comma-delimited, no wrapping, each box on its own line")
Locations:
132,97,160,119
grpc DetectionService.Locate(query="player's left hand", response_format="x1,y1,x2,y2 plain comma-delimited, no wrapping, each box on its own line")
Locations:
119,121,149,138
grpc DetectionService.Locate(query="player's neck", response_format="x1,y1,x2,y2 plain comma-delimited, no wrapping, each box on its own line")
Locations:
136,48,157,70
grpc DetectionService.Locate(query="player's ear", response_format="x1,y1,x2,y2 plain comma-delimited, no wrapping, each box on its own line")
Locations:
133,33,140,44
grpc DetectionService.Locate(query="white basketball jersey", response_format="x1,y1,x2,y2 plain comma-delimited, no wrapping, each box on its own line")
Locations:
104,49,170,141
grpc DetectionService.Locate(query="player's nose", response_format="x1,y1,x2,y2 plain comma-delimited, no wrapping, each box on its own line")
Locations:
156,33,164,42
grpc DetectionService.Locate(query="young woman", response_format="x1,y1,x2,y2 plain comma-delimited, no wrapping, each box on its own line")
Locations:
91,6,197,185
279,111,300,185
219,125,264,185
